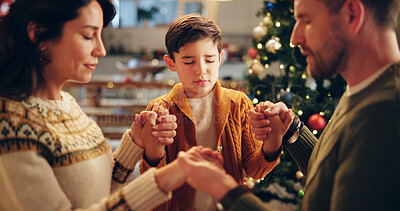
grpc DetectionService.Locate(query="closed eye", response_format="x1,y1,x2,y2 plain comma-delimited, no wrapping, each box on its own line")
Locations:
83,35,94,40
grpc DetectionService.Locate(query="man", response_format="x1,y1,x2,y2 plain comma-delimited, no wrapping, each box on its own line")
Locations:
178,0,400,210
250,0,400,210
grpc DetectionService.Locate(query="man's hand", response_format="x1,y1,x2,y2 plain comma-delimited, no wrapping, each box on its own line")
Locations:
250,101,294,158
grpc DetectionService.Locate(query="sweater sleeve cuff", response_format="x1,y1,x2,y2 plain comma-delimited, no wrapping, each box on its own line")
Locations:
123,168,172,210
113,129,144,169
140,151,167,173
284,126,317,177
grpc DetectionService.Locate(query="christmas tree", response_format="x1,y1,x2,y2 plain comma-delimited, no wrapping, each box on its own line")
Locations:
243,0,346,209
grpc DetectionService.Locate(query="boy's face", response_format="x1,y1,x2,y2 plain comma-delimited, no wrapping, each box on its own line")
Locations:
164,38,224,99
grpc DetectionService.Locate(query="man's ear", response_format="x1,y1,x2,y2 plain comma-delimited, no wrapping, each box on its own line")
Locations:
164,54,176,72
343,0,365,34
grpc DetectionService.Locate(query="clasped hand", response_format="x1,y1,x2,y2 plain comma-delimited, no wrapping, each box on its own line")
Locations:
129,103,177,163
249,101,293,156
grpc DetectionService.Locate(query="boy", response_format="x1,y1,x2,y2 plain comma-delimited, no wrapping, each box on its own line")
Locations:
140,14,284,210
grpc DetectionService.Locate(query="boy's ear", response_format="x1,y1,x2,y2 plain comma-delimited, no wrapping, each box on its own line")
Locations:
342,0,365,34
219,50,225,64
164,55,177,72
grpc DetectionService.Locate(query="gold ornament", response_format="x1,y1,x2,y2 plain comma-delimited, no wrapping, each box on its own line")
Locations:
251,61,264,75
262,16,273,26
295,171,304,180
253,25,267,40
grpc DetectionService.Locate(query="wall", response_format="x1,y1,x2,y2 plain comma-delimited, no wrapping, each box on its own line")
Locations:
101,1,400,57
102,0,264,54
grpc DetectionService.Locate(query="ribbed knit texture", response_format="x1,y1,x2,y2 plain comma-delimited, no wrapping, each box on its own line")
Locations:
141,80,279,211
285,126,317,178
123,168,172,210
114,130,144,169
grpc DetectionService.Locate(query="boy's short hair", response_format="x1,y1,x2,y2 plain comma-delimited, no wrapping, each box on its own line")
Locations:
165,14,222,61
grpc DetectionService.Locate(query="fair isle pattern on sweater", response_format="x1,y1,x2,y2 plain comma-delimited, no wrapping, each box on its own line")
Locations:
0,91,110,167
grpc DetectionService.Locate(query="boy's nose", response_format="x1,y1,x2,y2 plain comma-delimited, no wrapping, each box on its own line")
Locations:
195,61,207,75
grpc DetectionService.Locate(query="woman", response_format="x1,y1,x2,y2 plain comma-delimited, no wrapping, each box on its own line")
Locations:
0,0,181,210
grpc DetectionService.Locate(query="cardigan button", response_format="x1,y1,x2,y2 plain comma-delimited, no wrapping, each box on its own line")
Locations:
217,145,223,152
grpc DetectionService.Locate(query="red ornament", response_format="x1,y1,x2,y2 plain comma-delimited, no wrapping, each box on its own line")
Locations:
124,76,132,83
308,114,326,131
248,47,258,59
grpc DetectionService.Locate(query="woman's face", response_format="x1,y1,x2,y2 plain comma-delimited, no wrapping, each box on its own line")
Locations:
42,0,106,85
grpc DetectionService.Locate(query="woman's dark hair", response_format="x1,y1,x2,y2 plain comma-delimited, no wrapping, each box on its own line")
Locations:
0,0,116,101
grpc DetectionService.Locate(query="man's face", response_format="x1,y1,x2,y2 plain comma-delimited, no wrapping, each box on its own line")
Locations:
291,0,349,80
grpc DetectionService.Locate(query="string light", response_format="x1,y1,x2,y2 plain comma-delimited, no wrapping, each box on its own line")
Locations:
107,82,114,88
275,22,281,27
168,80,175,86
230,82,237,89
151,59,159,66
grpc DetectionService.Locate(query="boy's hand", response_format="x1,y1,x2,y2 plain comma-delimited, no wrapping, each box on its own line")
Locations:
130,111,157,148
145,103,177,164
249,108,272,141
250,101,293,158
130,103,177,164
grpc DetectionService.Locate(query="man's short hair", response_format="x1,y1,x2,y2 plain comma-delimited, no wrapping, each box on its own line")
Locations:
318,0,400,29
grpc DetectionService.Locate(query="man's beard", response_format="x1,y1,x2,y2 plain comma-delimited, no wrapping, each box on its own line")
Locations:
305,26,349,80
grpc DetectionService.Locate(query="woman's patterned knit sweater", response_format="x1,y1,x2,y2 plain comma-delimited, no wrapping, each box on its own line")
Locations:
0,91,171,210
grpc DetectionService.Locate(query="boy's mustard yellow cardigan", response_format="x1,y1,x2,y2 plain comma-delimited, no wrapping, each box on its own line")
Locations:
140,80,280,211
